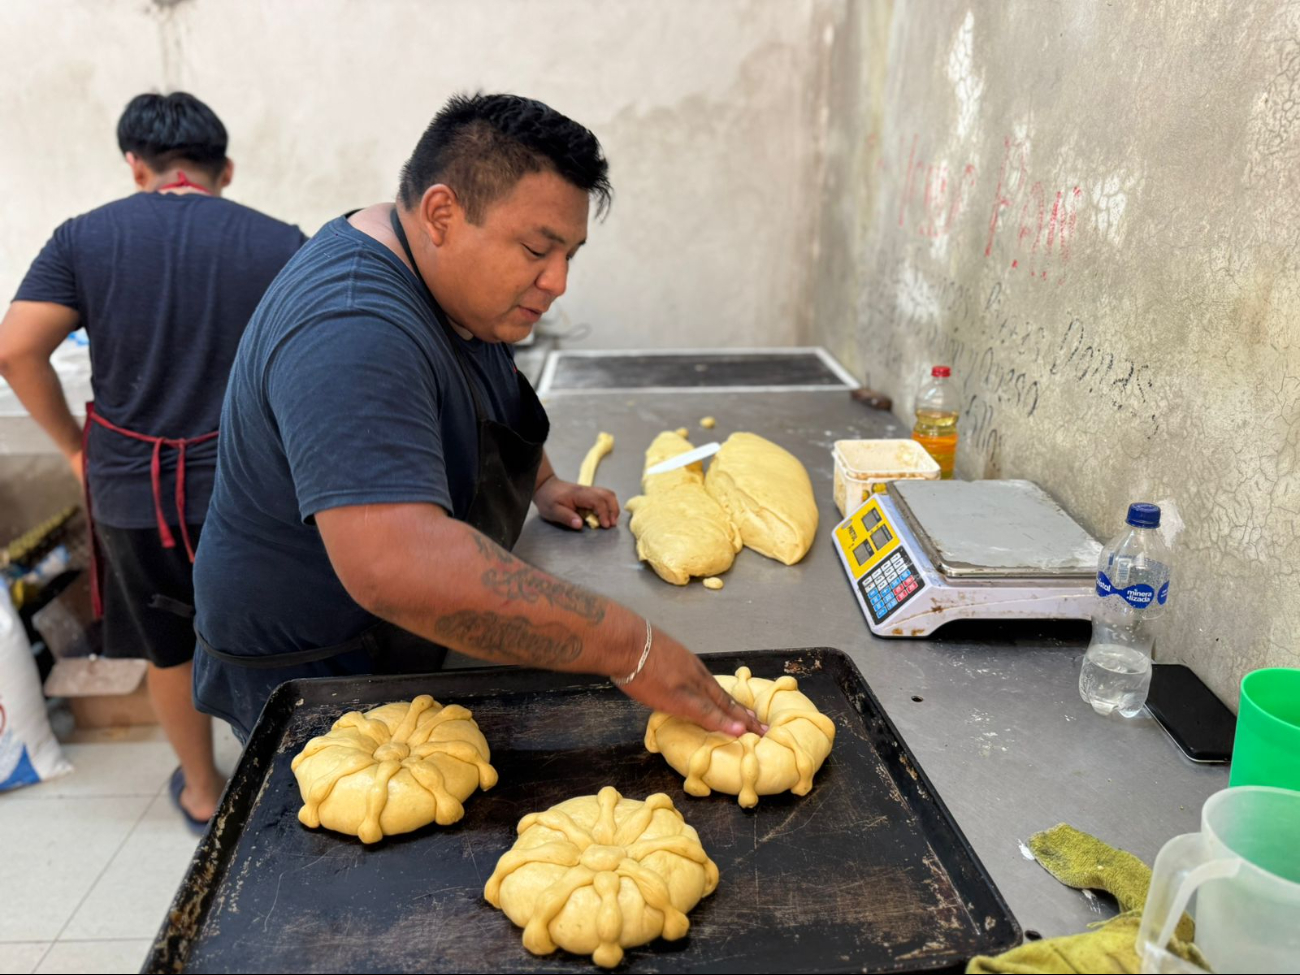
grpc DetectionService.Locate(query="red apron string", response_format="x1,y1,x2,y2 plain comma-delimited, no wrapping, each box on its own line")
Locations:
175,440,198,561
149,438,178,550
83,405,217,568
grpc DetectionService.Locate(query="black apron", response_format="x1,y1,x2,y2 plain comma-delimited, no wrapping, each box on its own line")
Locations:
197,207,548,674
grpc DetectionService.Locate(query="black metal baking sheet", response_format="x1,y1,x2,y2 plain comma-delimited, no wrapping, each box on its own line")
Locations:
144,649,1019,973
544,352,851,391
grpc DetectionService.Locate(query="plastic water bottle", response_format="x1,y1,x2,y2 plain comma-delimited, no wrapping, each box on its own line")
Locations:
1079,502,1172,716
912,365,959,479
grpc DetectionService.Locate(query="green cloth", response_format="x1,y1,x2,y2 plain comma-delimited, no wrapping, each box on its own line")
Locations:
967,824,1205,974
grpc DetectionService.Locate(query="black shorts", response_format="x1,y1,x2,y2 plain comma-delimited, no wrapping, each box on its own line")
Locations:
96,522,202,669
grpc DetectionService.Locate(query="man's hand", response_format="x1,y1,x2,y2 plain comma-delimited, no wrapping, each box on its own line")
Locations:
534,475,620,530
617,627,767,738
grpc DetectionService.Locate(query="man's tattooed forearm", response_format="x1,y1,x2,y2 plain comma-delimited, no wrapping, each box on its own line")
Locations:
469,529,607,624
433,611,582,665
480,567,607,623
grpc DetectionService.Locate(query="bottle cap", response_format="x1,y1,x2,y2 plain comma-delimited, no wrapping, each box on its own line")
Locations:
932,365,951,378
1126,502,1161,528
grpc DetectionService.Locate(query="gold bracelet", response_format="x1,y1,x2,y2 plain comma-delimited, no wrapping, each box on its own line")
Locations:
612,617,653,687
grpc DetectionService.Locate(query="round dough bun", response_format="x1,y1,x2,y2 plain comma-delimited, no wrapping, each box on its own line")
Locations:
645,666,835,807
485,786,718,968
291,695,497,843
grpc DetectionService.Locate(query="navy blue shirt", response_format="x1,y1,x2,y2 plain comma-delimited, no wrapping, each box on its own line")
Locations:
13,192,306,528
192,214,524,735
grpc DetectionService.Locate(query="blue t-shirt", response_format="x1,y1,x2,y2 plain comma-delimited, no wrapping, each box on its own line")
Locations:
12,192,306,528
192,214,525,735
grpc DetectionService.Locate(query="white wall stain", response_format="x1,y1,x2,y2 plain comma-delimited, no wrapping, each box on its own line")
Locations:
946,10,984,142
1089,173,1130,247
896,262,942,323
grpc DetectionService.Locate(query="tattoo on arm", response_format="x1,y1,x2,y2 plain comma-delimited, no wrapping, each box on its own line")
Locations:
433,611,582,665
480,567,607,623
469,532,514,564
469,531,607,624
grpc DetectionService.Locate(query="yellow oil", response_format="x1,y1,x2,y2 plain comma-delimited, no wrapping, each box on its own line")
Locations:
912,410,958,479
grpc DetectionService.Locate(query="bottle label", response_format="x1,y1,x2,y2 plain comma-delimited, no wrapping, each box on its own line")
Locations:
1097,572,1163,609
1096,571,1113,598
1121,584,1156,608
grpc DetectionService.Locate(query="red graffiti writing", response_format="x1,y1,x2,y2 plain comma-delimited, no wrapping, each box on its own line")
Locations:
984,136,1081,281
889,133,979,239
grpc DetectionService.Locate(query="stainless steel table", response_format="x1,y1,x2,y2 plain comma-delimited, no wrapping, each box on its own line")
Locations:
505,388,1225,940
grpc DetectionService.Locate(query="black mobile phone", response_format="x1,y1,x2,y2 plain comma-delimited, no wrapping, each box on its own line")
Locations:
1146,663,1236,763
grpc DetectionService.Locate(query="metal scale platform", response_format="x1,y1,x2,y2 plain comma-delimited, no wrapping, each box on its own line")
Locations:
833,479,1102,637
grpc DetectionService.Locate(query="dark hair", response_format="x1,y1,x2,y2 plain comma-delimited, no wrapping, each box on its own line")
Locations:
116,92,228,178
398,93,611,223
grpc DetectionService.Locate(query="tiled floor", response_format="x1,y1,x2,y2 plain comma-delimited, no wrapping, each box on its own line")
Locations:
0,720,241,974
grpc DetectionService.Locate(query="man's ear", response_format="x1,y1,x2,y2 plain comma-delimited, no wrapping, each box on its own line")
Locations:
126,152,151,190
218,158,234,190
419,184,458,247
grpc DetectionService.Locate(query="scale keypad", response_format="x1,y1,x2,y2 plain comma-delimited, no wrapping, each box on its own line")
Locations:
856,548,925,623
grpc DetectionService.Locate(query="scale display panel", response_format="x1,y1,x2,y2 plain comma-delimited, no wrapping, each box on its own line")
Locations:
833,495,927,625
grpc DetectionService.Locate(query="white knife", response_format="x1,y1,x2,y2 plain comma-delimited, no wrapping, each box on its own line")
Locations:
643,441,722,476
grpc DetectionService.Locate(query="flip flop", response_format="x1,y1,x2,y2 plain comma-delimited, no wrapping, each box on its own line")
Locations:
168,766,209,836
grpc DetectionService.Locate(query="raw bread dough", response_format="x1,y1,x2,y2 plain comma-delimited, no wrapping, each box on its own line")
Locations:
578,432,615,486
577,432,614,529
674,426,689,438
700,416,716,429
704,432,819,565
645,666,835,807
485,786,719,968
625,431,741,585
702,577,724,590
291,695,497,843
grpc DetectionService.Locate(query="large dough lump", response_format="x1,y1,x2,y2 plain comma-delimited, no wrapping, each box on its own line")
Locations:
485,786,719,968
645,666,835,807
704,432,819,565
625,431,741,585
291,695,497,843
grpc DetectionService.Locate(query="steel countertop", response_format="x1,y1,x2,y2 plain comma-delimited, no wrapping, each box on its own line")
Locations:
502,388,1225,941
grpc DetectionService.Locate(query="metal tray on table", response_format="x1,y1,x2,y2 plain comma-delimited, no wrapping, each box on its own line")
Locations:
144,648,1020,973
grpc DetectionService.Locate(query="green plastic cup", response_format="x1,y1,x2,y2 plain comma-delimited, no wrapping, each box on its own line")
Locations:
1229,668,1300,791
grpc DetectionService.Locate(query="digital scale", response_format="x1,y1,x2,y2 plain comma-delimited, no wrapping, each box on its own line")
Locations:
833,479,1102,637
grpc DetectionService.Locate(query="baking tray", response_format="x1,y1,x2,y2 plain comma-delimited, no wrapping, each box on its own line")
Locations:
144,649,1019,973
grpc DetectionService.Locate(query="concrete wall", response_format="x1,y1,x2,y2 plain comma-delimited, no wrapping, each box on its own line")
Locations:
814,1,1300,706
0,0,836,350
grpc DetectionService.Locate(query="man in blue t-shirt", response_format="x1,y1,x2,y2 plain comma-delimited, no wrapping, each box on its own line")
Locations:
191,93,763,745
0,92,305,828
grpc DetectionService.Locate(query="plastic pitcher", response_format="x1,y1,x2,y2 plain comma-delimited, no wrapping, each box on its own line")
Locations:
1230,667,1300,791
1138,786,1300,974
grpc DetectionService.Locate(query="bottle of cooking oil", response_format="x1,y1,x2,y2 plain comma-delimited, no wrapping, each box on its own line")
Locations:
912,365,958,478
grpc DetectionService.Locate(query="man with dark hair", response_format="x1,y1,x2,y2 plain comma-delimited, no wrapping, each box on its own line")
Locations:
0,91,307,828
117,91,231,181
192,93,762,742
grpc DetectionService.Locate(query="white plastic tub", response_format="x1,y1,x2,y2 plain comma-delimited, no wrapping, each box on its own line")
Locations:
832,439,941,516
